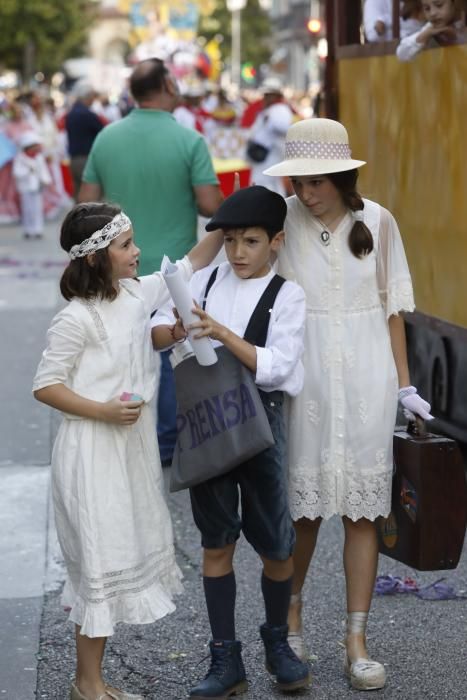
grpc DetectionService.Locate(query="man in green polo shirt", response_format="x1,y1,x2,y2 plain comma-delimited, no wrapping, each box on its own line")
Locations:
79,57,223,465
79,57,222,274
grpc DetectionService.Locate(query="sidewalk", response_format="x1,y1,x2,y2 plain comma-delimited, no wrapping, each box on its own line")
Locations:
0,217,65,699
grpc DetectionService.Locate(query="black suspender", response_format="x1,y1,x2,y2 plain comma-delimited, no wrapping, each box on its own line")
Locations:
202,267,219,311
243,275,286,348
201,266,286,348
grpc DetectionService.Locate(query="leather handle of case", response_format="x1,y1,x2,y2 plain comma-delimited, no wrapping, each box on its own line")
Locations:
407,415,427,438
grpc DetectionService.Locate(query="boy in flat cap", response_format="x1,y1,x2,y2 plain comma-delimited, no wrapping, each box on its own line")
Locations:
152,185,310,698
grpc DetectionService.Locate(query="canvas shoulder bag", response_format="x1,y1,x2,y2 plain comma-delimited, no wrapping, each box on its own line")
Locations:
169,269,286,492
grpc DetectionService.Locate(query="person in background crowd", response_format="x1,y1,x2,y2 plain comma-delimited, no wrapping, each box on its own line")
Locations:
65,82,104,199
246,78,293,197
397,0,466,59
0,100,31,224
364,0,394,41
26,90,69,214
12,131,51,239
240,90,264,129
173,85,198,131
99,94,122,123
209,89,236,127
364,0,426,41
78,57,223,470
401,0,425,35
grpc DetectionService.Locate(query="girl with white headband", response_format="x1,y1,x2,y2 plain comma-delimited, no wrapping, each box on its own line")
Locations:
33,202,223,700
264,118,432,691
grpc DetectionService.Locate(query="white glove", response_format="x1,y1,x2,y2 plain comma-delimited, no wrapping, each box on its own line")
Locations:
398,386,434,421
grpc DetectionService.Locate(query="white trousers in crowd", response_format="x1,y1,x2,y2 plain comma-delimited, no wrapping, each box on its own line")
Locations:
19,191,44,236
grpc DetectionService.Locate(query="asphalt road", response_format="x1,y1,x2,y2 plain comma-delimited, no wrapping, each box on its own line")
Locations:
1,218,466,700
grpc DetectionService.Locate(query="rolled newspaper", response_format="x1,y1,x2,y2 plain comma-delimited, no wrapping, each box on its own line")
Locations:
161,256,218,366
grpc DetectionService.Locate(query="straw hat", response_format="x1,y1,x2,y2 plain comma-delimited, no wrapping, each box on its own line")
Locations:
263,118,366,177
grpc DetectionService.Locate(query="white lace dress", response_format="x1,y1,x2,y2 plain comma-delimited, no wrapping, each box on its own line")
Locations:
32,263,192,637
278,197,415,522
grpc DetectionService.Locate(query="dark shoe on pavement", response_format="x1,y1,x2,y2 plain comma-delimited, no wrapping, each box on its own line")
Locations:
260,623,311,692
189,640,248,699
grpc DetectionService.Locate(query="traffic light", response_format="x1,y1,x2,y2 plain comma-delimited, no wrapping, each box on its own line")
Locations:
241,62,257,84
307,18,322,34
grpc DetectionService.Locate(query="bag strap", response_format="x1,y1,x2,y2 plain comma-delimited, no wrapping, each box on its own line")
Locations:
202,266,219,310
201,266,286,348
243,274,286,348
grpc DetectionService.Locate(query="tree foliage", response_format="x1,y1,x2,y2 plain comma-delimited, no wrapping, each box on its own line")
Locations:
0,0,96,78
198,0,271,71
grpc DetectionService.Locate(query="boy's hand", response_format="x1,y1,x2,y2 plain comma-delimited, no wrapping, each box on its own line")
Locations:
101,397,144,425
172,308,188,341
188,303,228,342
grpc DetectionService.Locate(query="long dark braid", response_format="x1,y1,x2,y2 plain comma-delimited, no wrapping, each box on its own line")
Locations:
327,170,374,258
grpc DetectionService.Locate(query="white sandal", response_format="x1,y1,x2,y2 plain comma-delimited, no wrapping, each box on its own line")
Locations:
106,687,145,700
344,652,386,691
70,683,119,700
344,612,386,690
287,592,309,662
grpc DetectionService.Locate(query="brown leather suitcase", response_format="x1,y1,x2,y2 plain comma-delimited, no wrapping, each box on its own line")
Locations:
378,422,467,570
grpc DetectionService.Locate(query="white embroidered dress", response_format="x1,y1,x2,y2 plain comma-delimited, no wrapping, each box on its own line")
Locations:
278,197,415,522
32,263,192,637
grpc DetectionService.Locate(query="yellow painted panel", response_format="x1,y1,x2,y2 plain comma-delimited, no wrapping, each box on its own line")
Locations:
338,46,467,328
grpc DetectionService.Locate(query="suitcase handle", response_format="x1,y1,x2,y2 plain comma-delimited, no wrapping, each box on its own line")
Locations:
407,416,427,438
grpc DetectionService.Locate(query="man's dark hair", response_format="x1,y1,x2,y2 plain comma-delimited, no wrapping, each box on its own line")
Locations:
129,58,169,102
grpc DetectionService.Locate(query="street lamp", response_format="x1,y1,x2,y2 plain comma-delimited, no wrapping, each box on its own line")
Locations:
226,0,247,87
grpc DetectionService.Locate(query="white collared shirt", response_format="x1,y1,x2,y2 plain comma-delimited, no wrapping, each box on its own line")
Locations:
152,262,306,397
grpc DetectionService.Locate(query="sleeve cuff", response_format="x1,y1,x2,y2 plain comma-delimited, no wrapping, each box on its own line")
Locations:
176,255,194,282
386,278,415,318
255,345,273,386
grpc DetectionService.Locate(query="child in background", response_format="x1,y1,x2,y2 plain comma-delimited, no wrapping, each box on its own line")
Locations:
33,202,223,700
400,1,425,36
12,131,51,238
152,186,310,698
397,0,466,60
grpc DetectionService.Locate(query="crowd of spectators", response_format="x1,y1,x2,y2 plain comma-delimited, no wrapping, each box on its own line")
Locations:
363,0,466,60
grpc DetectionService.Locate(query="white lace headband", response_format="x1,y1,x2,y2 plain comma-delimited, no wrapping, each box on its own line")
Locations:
68,212,131,260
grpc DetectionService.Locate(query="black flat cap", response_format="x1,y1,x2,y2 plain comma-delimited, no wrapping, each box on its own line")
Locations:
205,185,287,233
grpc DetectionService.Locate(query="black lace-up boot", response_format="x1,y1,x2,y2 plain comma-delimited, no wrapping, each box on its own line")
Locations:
189,640,248,699
260,623,311,691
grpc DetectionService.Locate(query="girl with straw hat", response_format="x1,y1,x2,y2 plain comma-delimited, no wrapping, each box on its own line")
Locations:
264,118,432,691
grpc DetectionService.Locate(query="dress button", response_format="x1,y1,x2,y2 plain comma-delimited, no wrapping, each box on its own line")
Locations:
338,433,344,438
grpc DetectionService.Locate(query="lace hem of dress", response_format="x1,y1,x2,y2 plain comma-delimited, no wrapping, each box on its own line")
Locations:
385,278,415,318
70,546,180,603
62,550,183,637
289,469,392,523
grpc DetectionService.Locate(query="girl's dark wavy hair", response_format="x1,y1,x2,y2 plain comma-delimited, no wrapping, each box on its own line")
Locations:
327,169,374,258
60,202,122,301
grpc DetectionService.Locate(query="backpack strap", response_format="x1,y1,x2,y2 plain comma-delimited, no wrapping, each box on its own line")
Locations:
202,266,219,310
243,275,286,348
